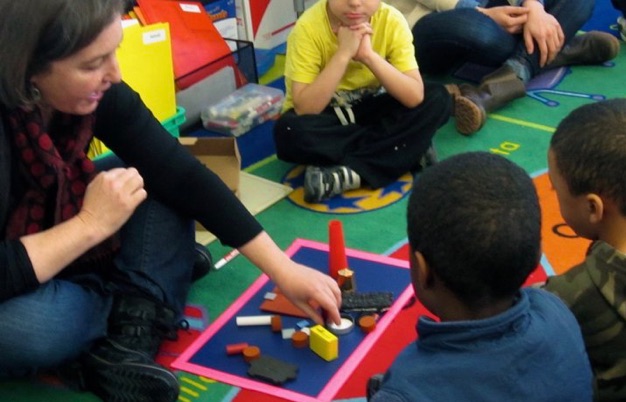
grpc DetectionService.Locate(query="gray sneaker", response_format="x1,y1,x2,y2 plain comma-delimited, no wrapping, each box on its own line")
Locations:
619,17,626,41
303,165,361,203
419,144,439,170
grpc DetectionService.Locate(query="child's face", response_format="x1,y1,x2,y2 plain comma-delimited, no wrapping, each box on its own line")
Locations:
327,0,380,27
548,150,597,240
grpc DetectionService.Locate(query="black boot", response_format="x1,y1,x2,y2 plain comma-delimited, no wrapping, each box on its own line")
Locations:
192,242,212,282
80,294,183,402
549,31,620,69
455,65,526,135
106,294,181,358
81,338,179,402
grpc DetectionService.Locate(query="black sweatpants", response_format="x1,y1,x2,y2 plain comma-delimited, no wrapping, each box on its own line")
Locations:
273,82,451,188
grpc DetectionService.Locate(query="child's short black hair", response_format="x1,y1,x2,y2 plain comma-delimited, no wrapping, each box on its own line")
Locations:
551,98,626,216
407,152,540,308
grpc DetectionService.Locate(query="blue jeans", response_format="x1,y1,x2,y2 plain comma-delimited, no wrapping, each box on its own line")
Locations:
0,155,195,376
412,0,595,77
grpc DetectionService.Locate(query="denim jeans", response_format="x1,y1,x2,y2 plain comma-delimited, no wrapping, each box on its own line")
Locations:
412,0,595,77
0,154,195,376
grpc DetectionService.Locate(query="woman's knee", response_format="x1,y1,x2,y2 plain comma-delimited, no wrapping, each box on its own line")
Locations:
414,9,513,71
0,282,108,373
0,330,86,373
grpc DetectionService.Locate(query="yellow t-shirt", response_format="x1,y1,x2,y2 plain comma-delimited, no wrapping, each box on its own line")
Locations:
283,0,418,112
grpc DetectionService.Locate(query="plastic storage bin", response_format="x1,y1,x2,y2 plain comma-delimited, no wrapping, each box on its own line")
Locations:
201,83,284,137
162,106,186,137
88,106,186,160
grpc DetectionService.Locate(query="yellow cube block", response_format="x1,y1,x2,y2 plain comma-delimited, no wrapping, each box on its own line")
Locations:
309,325,338,361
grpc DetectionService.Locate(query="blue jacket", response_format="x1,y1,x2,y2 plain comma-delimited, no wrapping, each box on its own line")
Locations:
370,288,593,401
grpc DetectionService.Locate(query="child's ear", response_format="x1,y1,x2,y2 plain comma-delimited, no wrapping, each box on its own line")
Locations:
411,251,434,289
586,193,604,224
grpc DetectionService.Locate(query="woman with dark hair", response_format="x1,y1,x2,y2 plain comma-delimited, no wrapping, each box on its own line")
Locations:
0,1,341,401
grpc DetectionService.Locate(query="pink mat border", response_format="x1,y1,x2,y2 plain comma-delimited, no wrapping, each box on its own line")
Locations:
172,239,411,402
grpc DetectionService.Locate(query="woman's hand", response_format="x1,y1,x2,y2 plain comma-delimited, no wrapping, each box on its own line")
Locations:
522,1,564,66
272,260,342,325
20,167,147,283
477,6,529,34
78,167,147,238
238,232,342,325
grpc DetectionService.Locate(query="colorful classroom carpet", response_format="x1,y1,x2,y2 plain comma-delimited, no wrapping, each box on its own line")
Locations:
1,6,624,402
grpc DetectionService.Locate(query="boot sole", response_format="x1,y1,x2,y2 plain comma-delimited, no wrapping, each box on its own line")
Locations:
454,96,485,136
85,356,179,402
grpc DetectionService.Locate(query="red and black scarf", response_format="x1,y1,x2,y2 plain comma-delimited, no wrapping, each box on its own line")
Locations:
5,108,96,238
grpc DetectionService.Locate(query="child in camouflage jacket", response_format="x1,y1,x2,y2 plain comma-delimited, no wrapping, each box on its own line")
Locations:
544,98,626,401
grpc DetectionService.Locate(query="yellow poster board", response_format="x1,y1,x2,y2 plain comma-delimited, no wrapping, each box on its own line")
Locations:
117,21,176,121
89,21,177,159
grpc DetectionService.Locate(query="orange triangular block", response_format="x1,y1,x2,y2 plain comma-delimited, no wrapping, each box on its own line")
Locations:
259,287,308,318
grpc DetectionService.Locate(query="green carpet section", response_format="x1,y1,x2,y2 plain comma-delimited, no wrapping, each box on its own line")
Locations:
2,43,624,402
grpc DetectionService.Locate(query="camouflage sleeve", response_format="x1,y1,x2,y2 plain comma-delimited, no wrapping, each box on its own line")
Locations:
542,264,589,308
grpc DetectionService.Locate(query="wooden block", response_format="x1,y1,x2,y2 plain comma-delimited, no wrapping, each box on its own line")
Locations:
358,315,377,333
309,325,338,361
243,345,261,362
236,314,274,326
260,287,308,318
226,342,249,355
270,315,283,332
291,331,309,348
248,354,298,385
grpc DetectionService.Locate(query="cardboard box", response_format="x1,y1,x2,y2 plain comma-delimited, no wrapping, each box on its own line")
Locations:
180,136,241,231
179,137,241,196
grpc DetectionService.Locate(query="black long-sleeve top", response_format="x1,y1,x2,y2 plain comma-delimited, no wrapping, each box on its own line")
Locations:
0,82,263,302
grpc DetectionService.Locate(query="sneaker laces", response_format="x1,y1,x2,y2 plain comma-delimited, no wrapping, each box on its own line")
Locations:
323,166,361,197
304,165,362,202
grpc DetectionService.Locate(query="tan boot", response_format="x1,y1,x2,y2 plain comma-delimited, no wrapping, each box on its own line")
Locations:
549,31,620,68
455,65,526,135
445,83,484,136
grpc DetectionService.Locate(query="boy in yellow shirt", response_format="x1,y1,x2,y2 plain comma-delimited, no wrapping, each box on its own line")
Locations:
273,0,480,203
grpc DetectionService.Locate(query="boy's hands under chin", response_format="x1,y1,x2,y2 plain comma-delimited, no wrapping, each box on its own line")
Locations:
352,23,375,63
336,22,373,61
